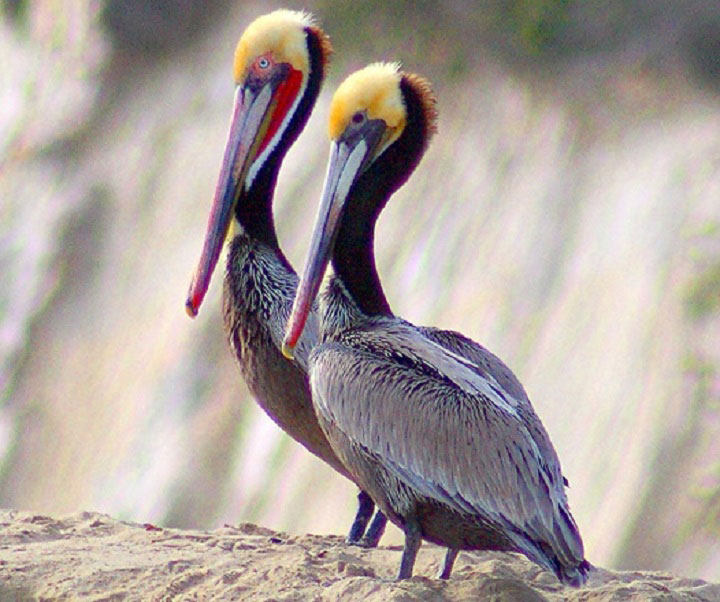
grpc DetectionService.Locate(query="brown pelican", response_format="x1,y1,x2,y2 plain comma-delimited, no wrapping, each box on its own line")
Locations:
185,10,386,546
282,63,590,585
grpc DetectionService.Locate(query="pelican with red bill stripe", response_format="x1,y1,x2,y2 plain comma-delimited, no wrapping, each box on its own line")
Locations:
185,10,387,547
187,11,312,315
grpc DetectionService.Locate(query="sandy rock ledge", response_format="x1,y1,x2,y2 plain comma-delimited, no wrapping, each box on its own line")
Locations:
0,510,718,601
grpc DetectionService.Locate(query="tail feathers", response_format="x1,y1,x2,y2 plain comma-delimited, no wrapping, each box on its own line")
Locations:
557,558,592,587
551,507,590,587
517,536,592,588
538,505,589,586
503,507,589,587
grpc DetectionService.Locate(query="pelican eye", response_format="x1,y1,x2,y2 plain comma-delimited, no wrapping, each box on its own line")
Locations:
352,111,365,125
257,57,270,69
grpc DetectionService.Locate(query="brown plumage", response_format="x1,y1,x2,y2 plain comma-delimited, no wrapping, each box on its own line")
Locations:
185,11,386,546
283,62,590,585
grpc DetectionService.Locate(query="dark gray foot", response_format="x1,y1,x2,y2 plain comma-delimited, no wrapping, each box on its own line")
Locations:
438,548,458,579
346,490,375,544
397,518,422,580
357,510,387,548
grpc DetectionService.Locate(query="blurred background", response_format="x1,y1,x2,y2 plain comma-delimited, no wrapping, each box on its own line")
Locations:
1,0,719,580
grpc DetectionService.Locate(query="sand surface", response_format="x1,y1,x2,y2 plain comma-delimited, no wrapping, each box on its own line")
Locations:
1,510,718,601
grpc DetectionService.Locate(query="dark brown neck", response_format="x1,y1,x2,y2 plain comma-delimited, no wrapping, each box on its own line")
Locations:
331,76,433,317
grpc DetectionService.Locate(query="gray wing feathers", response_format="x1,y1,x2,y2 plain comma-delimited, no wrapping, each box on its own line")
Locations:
418,326,530,403
418,326,566,490
311,325,583,566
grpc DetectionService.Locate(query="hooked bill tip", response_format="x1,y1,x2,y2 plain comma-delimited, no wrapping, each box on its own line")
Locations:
185,297,199,318
281,339,296,360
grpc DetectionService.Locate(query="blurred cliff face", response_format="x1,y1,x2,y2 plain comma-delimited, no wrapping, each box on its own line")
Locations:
1,0,719,579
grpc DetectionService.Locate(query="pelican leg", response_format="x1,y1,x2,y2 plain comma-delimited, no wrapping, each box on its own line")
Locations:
358,510,387,548
346,490,375,544
438,548,458,579
397,518,422,580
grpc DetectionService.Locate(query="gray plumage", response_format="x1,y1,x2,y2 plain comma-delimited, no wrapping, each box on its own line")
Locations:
310,278,589,585
282,64,588,585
